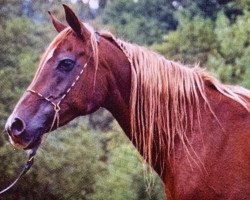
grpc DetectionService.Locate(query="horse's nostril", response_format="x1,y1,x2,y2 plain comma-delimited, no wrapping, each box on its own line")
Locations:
10,118,26,136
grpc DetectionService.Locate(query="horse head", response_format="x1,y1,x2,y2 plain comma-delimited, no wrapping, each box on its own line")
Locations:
5,5,110,150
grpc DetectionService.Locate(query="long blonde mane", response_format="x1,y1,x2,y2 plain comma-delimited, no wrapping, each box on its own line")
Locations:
98,32,250,171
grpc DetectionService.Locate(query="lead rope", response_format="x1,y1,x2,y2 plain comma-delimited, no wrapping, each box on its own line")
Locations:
0,148,37,194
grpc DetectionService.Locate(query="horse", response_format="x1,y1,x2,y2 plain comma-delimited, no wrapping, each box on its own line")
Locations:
5,5,250,200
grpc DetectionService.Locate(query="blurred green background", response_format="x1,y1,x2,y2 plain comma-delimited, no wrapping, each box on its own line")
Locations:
0,0,249,199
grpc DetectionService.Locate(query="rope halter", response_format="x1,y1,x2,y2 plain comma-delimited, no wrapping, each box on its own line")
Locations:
26,31,100,131
26,62,87,131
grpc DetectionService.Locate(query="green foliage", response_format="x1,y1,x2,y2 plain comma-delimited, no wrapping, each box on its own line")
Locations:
37,126,104,199
0,1,22,22
153,17,216,64
178,0,246,20
0,124,102,199
90,127,165,200
207,11,250,84
98,0,246,45
153,10,250,87
99,0,178,45
0,17,50,126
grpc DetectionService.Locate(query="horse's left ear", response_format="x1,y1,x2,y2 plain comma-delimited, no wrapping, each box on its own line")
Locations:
63,4,90,39
48,11,67,33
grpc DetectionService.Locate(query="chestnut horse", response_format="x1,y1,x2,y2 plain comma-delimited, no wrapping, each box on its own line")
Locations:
5,5,250,200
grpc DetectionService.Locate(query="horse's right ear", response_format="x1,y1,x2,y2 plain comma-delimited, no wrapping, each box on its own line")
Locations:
63,4,90,40
48,11,67,33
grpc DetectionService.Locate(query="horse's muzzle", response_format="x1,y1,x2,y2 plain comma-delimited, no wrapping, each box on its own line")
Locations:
5,116,33,149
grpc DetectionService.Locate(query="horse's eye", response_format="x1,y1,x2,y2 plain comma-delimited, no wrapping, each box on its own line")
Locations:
57,59,75,72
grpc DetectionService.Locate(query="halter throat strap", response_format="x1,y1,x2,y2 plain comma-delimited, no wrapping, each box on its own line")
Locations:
95,32,100,44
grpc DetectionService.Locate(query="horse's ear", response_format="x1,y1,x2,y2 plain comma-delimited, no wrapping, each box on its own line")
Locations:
63,4,90,39
48,11,67,33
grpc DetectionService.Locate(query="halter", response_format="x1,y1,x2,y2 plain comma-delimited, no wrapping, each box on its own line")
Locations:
0,32,100,194
26,32,100,131
27,62,88,132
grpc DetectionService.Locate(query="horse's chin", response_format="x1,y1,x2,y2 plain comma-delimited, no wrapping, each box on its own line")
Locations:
9,135,42,150
23,137,42,150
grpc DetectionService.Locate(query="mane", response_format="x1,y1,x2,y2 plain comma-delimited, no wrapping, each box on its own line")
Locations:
100,32,250,171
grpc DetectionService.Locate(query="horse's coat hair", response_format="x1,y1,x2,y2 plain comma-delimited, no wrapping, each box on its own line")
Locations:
31,29,71,86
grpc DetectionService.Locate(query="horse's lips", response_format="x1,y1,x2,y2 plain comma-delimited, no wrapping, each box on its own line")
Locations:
23,137,41,150
8,133,33,149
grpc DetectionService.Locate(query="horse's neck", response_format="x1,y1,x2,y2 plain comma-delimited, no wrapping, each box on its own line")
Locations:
98,38,250,198
98,37,132,135
98,37,172,177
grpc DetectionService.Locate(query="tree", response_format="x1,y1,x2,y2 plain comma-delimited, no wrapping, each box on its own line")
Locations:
153,16,216,65
176,0,244,20
207,11,250,85
153,10,250,87
0,17,51,126
98,0,178,45
90,126,165,200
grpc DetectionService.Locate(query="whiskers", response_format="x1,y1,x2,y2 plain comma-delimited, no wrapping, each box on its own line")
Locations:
1,129,7,136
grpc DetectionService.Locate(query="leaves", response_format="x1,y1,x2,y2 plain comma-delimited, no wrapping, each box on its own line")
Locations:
153,10,250,86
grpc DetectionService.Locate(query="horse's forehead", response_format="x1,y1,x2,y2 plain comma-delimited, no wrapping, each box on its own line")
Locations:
44,47,56,65
40,26,93,68
42,32,73,61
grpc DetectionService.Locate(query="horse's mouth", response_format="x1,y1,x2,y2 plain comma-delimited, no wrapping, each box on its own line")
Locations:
9,133,42,150
23,137,42,150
